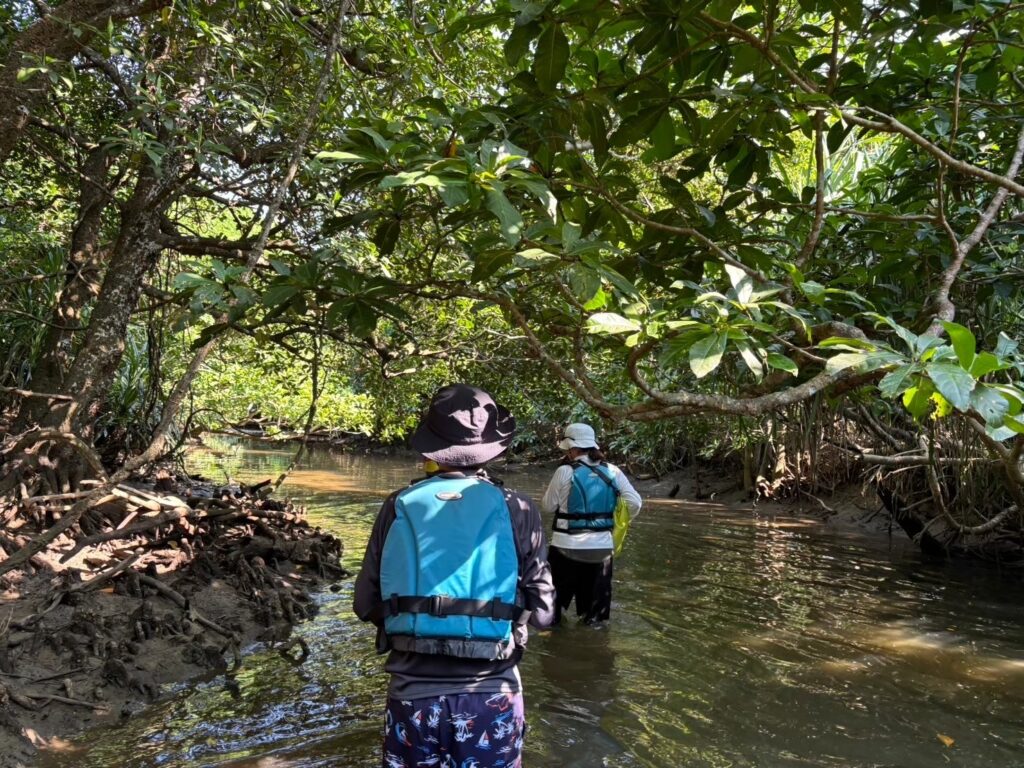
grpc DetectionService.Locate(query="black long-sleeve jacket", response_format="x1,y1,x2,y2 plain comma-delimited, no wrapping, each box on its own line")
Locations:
352,470,556,698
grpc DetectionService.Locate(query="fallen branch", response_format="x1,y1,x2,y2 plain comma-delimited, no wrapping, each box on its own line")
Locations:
59,508,189,563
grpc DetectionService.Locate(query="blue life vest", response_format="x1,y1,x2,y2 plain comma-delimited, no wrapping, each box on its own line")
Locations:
375,475,528,660
553,462,619,533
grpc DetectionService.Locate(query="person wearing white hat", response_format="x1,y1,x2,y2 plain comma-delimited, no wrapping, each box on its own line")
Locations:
540,422,642,624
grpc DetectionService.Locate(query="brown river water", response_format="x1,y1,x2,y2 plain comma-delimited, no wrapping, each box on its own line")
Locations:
38,437,1024,767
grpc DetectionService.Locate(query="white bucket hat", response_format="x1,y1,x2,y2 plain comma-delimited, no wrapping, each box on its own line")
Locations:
557,423,599,451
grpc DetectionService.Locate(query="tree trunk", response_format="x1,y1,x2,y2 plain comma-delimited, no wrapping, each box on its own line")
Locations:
19,148,111,427
43,179,165,435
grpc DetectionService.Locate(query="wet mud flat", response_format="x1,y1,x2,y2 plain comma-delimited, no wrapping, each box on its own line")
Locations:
0,474,347,768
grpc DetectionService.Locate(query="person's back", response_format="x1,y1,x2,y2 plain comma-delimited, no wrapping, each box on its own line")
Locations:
353,384,555,767
541,423,642,625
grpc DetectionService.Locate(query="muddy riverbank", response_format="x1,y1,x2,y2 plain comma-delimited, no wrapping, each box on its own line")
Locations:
0,471,346,768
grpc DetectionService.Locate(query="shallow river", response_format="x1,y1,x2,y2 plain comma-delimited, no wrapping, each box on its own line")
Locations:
41,438,1024,767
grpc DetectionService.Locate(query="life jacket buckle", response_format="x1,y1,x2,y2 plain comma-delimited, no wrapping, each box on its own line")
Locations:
388,593,400,616
429,595,449,618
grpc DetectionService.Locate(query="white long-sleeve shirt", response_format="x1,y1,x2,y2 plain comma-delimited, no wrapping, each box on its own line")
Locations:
540,457,642,551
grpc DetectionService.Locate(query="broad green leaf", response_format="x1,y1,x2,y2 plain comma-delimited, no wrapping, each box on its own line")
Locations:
568,265,601,304
940,321,976,369
380,171,444,189
583,287,608,311
724,264,753,304
986,424,1019,442
533,23,569,93
587,312,641,335
737,340,764,379
925,361,976,410
315,150,373,162
825,352,867,374
991,385,1024,416
766,352,798,376
505,20,541,65
995,332,1019,358
262,284,299,307
514,247,558,266
903,381,935,420
969,352,1008,378
689,332,728,379
970,385,1010,426
1002,416,1024,434
373,218,401,255
931,392,954,419
879,364,915,398
818,336,877,351
484,187,524,245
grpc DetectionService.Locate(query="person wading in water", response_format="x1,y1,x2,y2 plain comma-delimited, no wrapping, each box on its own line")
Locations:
541,423,642,625
354,384,555,768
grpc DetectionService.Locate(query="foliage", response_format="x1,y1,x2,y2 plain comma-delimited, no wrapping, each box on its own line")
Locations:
3,0,1024,540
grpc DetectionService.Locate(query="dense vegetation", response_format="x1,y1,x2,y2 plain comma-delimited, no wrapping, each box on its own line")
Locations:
3,0,1024,558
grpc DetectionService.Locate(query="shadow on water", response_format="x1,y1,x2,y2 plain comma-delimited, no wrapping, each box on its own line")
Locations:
38,437,1024,768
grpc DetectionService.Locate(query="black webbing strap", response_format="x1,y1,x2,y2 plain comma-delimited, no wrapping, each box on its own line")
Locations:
559,512,614,521
371,594,531,625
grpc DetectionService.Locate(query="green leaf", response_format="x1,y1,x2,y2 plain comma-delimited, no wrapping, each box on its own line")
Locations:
766,352,798,376
995,332,1018,358
373,217,401,255
484,187,524,245
261,284,299,307
879,364,915,398
470,250,513,282
940,321,976,369
825,352,867,374
925,361,976,410
1002,416,1024,435
737,340,764,379
505,20,541,65
724,264,753,304
587,312,641,335
969,352,1007,378
970,385,1010,426
689,332,728,379
583,287,608,311
818,337,877,351
514,247,558,266
315,150,373,162
380,171,445,189
568,265,601,304
348,300,379,339
532,23,569,94
903,380,935,420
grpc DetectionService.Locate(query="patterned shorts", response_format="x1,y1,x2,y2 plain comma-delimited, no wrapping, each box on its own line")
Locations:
381,691,526,768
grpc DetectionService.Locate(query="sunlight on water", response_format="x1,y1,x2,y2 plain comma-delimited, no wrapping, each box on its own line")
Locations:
38,437,1024,768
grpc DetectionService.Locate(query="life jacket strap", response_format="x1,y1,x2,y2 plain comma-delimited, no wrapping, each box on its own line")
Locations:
371,594,531,625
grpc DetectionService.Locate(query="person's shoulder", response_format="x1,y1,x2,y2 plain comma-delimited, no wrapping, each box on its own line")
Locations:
500,486,537,512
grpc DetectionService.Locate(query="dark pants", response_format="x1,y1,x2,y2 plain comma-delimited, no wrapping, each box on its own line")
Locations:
549,546,613,624
382,691,525,768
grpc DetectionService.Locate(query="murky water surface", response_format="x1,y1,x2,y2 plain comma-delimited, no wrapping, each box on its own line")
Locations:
40,438,1024,767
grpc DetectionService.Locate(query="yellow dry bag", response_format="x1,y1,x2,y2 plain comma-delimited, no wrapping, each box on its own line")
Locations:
612,497,630,556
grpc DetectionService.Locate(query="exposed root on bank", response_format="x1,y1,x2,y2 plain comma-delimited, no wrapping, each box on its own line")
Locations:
0,469,348,763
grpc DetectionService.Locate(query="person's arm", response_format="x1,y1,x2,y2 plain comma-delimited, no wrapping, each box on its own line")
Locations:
508,491,556,629
352,494,398,625
539,465,573,514
613,465,643,518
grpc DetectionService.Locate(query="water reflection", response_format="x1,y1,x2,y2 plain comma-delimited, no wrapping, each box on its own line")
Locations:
38,437,1024,768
